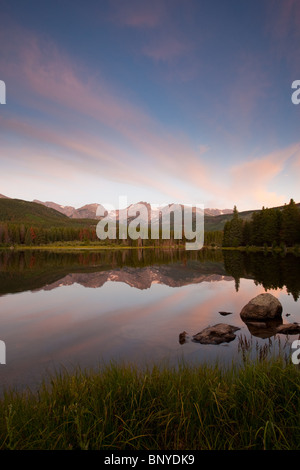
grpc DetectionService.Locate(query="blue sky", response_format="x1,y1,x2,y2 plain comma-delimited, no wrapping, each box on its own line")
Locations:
0,0,300,210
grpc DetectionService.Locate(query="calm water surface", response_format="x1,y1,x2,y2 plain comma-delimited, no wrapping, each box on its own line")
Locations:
0,248,299,392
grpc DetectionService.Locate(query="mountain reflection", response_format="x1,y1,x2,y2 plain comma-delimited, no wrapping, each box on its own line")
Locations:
0,248,300,299
0,248,228,294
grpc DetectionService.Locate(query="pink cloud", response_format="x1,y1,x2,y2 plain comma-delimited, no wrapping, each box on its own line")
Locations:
228,143,300,209
0,25,217,202
109,0,164,28
0,117,191,202
142,36,192,62
2,22,300,211
265,0,300,39
221,53,270,142
107,1,197,71
264,0,300,75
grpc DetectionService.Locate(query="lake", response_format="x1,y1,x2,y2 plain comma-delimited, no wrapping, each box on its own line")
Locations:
0,248,299,393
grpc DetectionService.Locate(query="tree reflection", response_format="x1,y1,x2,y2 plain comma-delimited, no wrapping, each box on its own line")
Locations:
223,251,300,300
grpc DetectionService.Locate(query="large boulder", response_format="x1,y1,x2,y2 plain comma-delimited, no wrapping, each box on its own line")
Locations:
240,293,282,322
192,323,240,345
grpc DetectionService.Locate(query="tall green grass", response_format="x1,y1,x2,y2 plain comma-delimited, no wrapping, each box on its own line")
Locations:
0,345,299,450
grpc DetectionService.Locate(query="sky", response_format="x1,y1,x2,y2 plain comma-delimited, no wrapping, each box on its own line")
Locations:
0,0,300,211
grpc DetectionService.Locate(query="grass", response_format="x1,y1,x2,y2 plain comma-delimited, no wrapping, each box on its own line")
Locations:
0,344,300,450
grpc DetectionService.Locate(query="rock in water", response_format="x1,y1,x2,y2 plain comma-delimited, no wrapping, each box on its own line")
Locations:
276,323,300,335
240,293,282,321
192,324,240,345
179,331,190,344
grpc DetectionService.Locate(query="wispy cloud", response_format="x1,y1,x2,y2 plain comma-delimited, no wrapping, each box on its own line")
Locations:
0,24,215,201
228,143,300,209
1,16,300,211
108,0,165,28
264,0,300,76
265,0,300,39
142,35,192,63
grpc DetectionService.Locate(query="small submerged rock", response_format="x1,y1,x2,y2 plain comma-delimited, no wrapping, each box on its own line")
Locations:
240,293,282,321
192,323,240,345
179,331,190,344
219,311,233,316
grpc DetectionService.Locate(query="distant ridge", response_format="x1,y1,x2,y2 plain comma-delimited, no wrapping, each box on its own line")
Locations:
35,199,233,220
1,195,298,232
34,200,105,219
204,208,233,216
204,201,300,231
0,198,69,225
0,198,97,227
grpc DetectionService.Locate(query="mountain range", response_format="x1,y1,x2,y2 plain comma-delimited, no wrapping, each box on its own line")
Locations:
32,198,233,219
0,193,233,220
33,199,104,219
1,193,299,232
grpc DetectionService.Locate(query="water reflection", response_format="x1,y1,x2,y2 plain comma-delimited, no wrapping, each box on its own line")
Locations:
0,248,299,392
0,248,226,296
244,319,283,339
1,249,300,298
223,250,300,300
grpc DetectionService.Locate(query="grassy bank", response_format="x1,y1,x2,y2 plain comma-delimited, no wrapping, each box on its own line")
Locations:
1,351,300,450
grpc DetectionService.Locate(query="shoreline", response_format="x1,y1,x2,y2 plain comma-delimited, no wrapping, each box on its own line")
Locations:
0,352,299,450
0,244,298,253
0,244,186,252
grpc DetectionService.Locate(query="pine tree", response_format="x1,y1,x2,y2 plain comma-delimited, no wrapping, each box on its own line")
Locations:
224,206,243,247
281,199,300,246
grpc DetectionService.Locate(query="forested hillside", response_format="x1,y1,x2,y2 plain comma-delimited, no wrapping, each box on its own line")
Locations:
0,198,98,245
0,197,299,248
223,199,300,247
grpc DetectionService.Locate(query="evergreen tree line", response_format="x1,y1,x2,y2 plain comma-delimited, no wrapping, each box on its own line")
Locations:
222,199,300,247
0,221,223,247
0,224,98,245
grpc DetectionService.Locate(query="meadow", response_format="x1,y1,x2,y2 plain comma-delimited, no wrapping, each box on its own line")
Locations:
0,341,299,450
